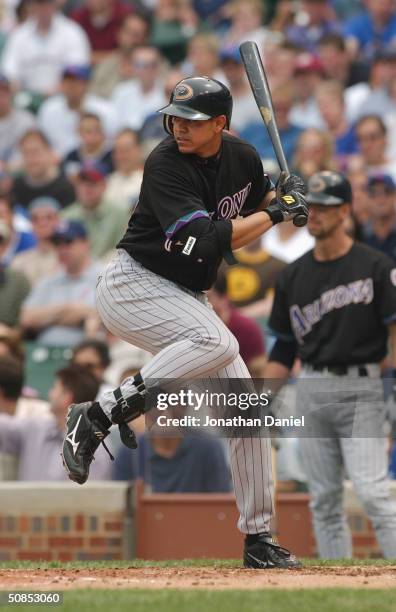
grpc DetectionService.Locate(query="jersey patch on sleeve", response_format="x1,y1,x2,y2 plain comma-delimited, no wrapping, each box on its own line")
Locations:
182,236,196,255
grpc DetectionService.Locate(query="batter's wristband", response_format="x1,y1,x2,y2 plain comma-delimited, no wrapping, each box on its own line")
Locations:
264,204,283,225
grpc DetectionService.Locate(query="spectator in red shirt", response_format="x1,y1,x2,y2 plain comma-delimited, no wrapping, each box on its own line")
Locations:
71,0,133,65
208,275,267,378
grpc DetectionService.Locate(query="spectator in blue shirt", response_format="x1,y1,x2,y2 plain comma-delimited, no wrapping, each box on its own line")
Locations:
390,439,396,478
0,191,36,265
240,83,303,167
113,430,232,493
344,0,396,61
361,173,396,260
315,80,359,162
286,0,341,54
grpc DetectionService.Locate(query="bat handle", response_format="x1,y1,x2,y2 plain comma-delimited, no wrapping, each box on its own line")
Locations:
293,214,308,227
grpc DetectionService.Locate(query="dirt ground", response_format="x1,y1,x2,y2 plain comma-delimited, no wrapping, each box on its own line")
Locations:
0,566,396,590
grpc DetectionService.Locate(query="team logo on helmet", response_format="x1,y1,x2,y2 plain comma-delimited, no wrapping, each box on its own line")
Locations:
174,83,194,101
308,175,326,193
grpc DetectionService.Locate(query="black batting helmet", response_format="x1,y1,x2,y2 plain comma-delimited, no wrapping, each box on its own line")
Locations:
157,76,233,135
306,171,352,206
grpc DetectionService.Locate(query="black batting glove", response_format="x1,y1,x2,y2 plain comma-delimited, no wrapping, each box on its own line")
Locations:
264,191,309,225
276,171,307,197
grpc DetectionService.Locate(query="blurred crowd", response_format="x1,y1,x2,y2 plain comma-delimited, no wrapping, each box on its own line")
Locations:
1,0,396,489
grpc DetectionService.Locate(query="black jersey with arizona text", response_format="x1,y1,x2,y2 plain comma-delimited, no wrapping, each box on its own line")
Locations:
117,133,272,290
269,242,396,366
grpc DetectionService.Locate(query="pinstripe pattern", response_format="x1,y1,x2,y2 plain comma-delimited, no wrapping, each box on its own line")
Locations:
96,249,273,534
296,368,396,558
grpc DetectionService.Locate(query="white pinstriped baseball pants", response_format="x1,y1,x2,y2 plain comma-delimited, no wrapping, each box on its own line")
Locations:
296,368,396,558
96,249,274,534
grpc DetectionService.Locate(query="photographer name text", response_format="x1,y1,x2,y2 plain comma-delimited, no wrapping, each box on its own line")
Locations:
155,415,305,428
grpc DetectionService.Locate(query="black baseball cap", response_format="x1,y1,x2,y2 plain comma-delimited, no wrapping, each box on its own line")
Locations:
306,171,352,205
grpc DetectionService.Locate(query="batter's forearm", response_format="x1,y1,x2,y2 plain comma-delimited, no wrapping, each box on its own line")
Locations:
231,211,273,250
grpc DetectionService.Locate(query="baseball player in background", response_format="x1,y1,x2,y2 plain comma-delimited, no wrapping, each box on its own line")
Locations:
61,76,308,568
265,170,396,558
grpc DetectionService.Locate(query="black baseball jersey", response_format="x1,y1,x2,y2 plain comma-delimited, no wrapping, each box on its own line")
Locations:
269,242,396,366
117,133,272,290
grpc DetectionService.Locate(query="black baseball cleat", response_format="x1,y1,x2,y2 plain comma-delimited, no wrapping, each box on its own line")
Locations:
61,402,113,485
244,533,302,569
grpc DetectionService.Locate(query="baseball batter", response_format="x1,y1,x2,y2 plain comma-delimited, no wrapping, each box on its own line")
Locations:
61,77,307,568
265,171,396,558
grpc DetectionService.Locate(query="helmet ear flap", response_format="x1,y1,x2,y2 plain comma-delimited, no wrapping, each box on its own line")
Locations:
163,114,174,135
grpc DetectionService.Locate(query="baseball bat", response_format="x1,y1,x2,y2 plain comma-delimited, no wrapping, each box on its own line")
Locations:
239,41,307,227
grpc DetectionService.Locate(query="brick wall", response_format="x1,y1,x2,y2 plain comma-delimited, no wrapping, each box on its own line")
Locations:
0,482,132,562
0,481,394,561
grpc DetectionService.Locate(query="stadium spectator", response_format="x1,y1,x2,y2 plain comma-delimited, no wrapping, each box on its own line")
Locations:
317,32,370,87
241,83,303,167
289,53,326,131
0,327,24,363
182,33,224,81
390,440,396,478
71,338,111,383
71,0,132,65
263,40,300,90
0,191,36,264
139,68,185,157
0,354,24,479
104,129,143,211
62,164,129,258
111,45,166,131
11,196,60,286
38,66,117,158
219,46,260,133
0,73,35,170
20,220,101,348
361,174,396,261
285,0,341,53
291,128,337,182
113,429,232,492
348,168,371,228
315,80,358,162
89,13,150,99
191,0,228,28
0,364,112,480
150,0,199,65
269,0,297,34
344,0,396,61
208,276,267,378
0,221,30,329
348,50,396,122
355,115,396,181
12,130,75,211
1,0,90,96
62,112,114,179
221,0,268,49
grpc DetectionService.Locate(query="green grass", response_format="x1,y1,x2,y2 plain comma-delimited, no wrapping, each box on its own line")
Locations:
0,558,395,570
1,589,396,612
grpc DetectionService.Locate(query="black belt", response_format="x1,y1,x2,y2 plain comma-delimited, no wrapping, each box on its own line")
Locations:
310,365,368,377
